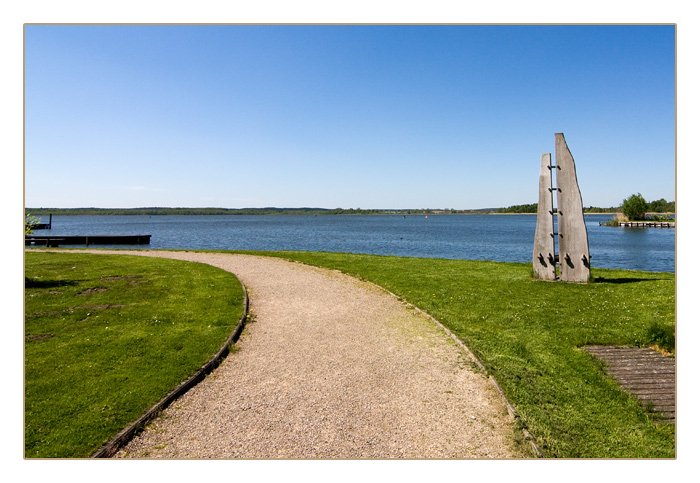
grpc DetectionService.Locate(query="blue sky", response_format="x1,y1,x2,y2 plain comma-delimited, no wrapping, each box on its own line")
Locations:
24,24,675,209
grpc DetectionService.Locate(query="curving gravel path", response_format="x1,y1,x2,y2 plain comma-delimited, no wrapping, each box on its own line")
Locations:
80,250,520,458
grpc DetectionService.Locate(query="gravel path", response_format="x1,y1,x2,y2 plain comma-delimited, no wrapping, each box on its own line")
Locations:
81,250,519,458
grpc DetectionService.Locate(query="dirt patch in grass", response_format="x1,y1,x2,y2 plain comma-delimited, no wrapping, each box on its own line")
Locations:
78,287,109,295
100,275,143,281
27,311,62,317
26,334,55,341
80,304,125,310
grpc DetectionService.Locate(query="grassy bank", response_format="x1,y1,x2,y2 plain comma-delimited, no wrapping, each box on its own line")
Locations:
230,250,675,458
24,252,245,458
25,249,675,458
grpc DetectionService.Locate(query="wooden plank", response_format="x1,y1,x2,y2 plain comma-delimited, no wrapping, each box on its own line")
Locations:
637,397,675,406
598,354,673,361
617,379,675,386
607,363,675,370
609,367,675,376
633,388,676,395
618,385,675,393
650,408,676,415
601,361,670,368
586,345,657,352
606,366,674,374
609,370,675,376
608,369,675,376
651,408,676,413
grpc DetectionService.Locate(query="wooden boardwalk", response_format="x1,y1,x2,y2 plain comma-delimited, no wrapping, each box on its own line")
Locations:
584,345,675,423
25,235,151,247
617,221,675,228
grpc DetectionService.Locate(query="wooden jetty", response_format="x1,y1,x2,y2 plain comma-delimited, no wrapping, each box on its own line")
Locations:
584,345,675,423
31,214,52,230
600,221,675,228
619,221,675,228
25,235,151,247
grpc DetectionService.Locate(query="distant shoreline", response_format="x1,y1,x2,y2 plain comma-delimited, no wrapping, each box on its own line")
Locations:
24,207,634,217
24,207,501,216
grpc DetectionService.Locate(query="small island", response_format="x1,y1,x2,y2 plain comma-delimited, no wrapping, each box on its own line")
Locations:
599,194,675,227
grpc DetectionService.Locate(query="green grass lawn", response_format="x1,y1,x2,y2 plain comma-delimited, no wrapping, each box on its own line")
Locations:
24,251,245,458
230,250,675,458
25,249,675,459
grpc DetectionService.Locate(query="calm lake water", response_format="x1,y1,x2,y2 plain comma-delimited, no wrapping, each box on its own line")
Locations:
32,214,676,273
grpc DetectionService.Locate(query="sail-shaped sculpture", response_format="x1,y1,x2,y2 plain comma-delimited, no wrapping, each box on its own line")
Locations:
533,133,591,283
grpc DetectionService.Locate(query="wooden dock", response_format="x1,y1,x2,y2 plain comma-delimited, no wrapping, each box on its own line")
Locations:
602,221,675,228
31,214,52,230
25,235,151,247
584,345,675,423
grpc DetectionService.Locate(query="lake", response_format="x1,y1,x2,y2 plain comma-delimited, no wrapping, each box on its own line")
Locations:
32,214,676,273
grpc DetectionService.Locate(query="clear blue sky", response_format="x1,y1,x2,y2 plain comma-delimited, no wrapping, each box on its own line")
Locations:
24,24,676,209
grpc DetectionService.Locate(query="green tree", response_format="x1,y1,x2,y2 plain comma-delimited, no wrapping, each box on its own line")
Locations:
647,198,675,213
621,193,648,221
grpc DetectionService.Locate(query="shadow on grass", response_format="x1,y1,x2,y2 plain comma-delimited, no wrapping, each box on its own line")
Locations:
593,277,665,284
25,278,78,289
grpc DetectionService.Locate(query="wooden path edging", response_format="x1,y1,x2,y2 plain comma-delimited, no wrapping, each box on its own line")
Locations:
91,276,249,458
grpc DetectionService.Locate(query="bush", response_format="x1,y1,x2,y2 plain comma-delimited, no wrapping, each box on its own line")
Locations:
600,217,621,227
645,322,675,353
621,193,648,221
25,213,40,235
648,214,674,222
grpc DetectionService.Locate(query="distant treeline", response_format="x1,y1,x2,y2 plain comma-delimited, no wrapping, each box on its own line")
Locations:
25,200,675,217
646,198,676,213
497,198,675,214
586,198,675,214
496,203,619,214
496,203,539,213
25,207,497,216
26,207,337,216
